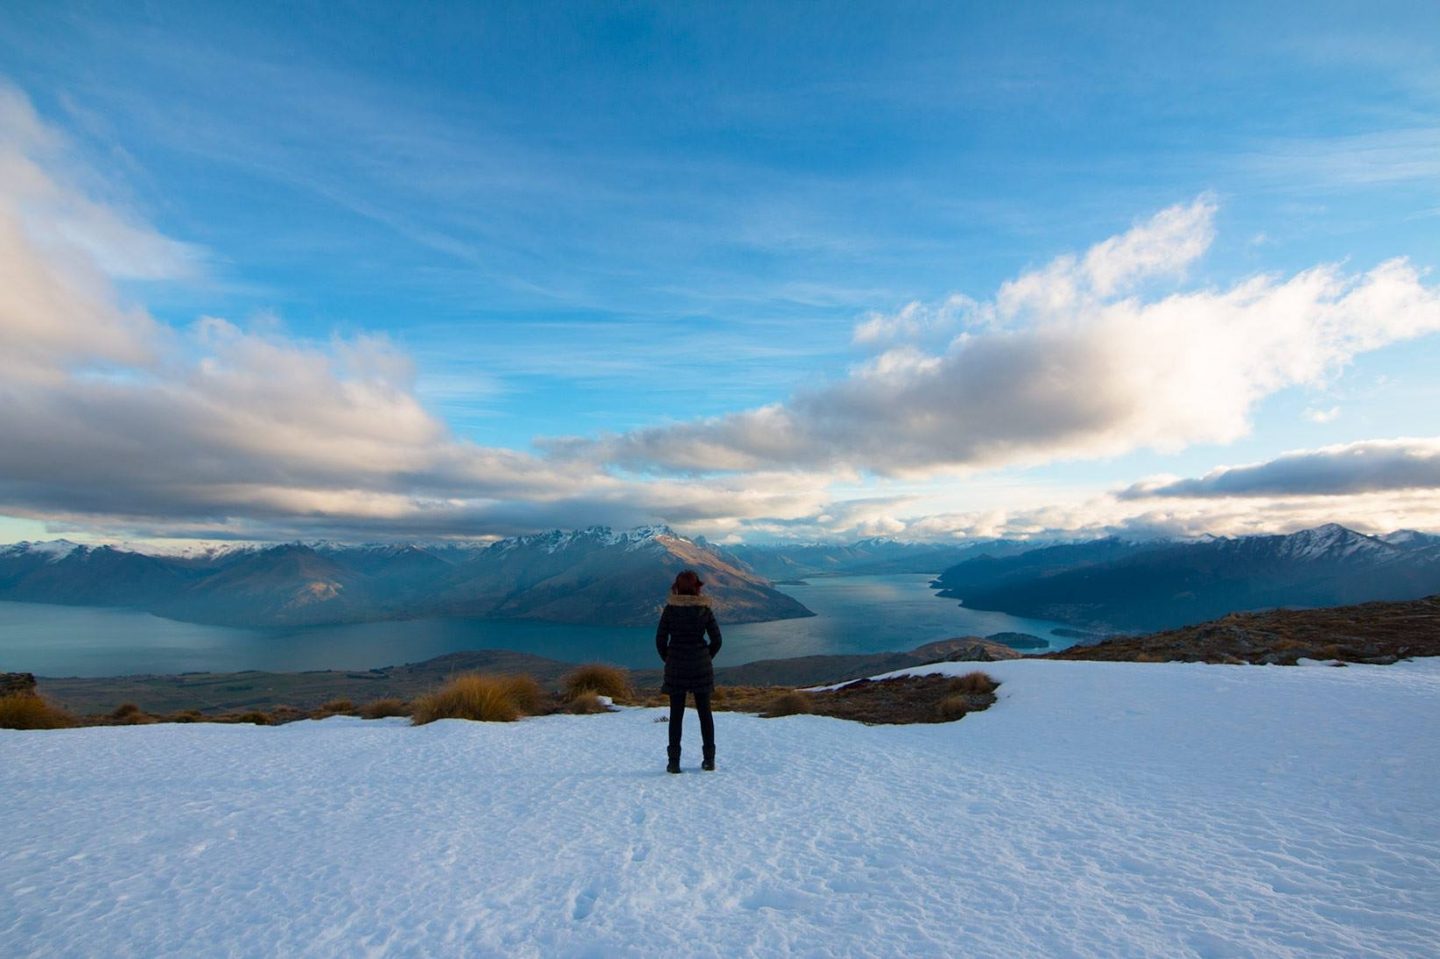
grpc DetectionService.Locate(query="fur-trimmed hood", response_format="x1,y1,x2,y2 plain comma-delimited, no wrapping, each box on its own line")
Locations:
664,592,712,607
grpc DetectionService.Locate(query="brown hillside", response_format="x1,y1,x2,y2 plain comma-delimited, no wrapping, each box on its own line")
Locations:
1043,595,1440,665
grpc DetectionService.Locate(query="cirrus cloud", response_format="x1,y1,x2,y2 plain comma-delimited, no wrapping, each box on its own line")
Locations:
0,84,838,541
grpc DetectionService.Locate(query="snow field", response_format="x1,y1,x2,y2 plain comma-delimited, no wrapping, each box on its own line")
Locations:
3,658,1438,958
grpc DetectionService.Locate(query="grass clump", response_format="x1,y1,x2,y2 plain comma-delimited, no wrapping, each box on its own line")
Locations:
566,691,610,714
762,690,812,718
313,698,356,717
0,692,77,730
563,663,633,702
225,711,273,725
358,698,411,719
935,694,971,722
948,671,999,695
108,702,154,725
412,673,530,725
499,675,546,714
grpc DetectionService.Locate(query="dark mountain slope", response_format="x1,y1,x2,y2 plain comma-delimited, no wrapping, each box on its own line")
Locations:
0,527,812,628
0,545,194,607
937,525,1440,632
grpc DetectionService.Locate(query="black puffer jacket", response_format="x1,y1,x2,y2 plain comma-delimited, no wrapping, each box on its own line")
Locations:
656,594,723,695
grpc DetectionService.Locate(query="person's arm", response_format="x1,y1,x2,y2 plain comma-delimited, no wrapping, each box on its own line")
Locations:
655,606,670,662
705,608,723,660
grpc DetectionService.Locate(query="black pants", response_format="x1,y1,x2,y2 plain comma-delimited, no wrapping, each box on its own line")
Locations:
668,690,714,750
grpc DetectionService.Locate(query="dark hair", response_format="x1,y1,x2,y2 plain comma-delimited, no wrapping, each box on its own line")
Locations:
671,570,704,596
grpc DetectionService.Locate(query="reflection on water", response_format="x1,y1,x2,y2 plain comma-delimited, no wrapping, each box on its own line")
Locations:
0,574,1077,677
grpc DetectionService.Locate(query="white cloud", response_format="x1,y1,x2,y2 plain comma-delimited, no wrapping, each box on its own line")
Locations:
585,197,1440,477
0,85,201,283
6,83,1440,547
0,86,838,541
1121,438,1440,499
851,294,978,346
869,487,1440,544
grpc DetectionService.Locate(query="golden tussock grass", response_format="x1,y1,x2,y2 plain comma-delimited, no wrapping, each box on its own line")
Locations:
935,694,971,722
412,673,528,724
358,698,411,719
498,675,546,714
948,671,999,695
0,692,77,730
108,702,155,724
566,691,610,714
762,691,812,717
563,664,633,702
221,711,273,726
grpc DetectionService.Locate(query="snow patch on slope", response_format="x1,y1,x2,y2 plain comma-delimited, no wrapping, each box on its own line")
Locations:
0,540,83,561
1277,523,1391,561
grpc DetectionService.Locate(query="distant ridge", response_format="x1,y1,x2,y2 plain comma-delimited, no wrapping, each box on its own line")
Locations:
934,524,1440,633
725,538,1034,579
0,526,813,629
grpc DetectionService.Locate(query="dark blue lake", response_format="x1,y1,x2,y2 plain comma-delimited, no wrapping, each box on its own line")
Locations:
0,574,1077,677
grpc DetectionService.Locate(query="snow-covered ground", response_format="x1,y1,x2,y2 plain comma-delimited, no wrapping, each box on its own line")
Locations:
4,659,1438,958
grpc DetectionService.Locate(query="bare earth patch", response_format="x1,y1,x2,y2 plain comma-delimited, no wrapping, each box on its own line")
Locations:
636,671,1000,725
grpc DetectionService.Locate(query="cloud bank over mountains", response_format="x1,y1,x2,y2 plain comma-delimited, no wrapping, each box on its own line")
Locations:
1124,439,1440,499
3,84,1439,544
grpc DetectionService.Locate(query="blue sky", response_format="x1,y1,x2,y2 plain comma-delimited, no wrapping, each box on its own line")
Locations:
1,0,1438,544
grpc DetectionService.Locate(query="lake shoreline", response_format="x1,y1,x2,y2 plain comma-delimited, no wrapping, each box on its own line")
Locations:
0,574,1080,678
33,638,1025,716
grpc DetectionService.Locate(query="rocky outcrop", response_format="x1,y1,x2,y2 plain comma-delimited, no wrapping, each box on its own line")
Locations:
2,672,38,696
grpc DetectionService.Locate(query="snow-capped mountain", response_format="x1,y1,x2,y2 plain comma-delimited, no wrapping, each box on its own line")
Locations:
725,537,1035,579
1272,522,1391,561
934,524,1440,632
1384,529,1440,549
0,527,812,628
0,539,83,561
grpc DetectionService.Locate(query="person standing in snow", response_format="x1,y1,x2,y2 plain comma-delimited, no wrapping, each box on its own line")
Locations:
655,569,722,773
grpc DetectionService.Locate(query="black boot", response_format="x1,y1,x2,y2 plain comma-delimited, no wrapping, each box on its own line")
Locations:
701,745,715,771
666,746,682,774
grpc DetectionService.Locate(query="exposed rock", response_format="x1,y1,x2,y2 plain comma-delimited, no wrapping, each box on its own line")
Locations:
2,672,38,696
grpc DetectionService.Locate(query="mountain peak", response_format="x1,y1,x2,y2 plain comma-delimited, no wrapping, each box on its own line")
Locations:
488,524,685,555
1278,524,1385,561
2,540,83,562
1382,529,1439,548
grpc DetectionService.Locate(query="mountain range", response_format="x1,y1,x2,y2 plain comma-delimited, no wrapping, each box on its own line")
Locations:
0,526,813,629
725,538,1033,580
5,522,1438,635
932,524,1440,633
